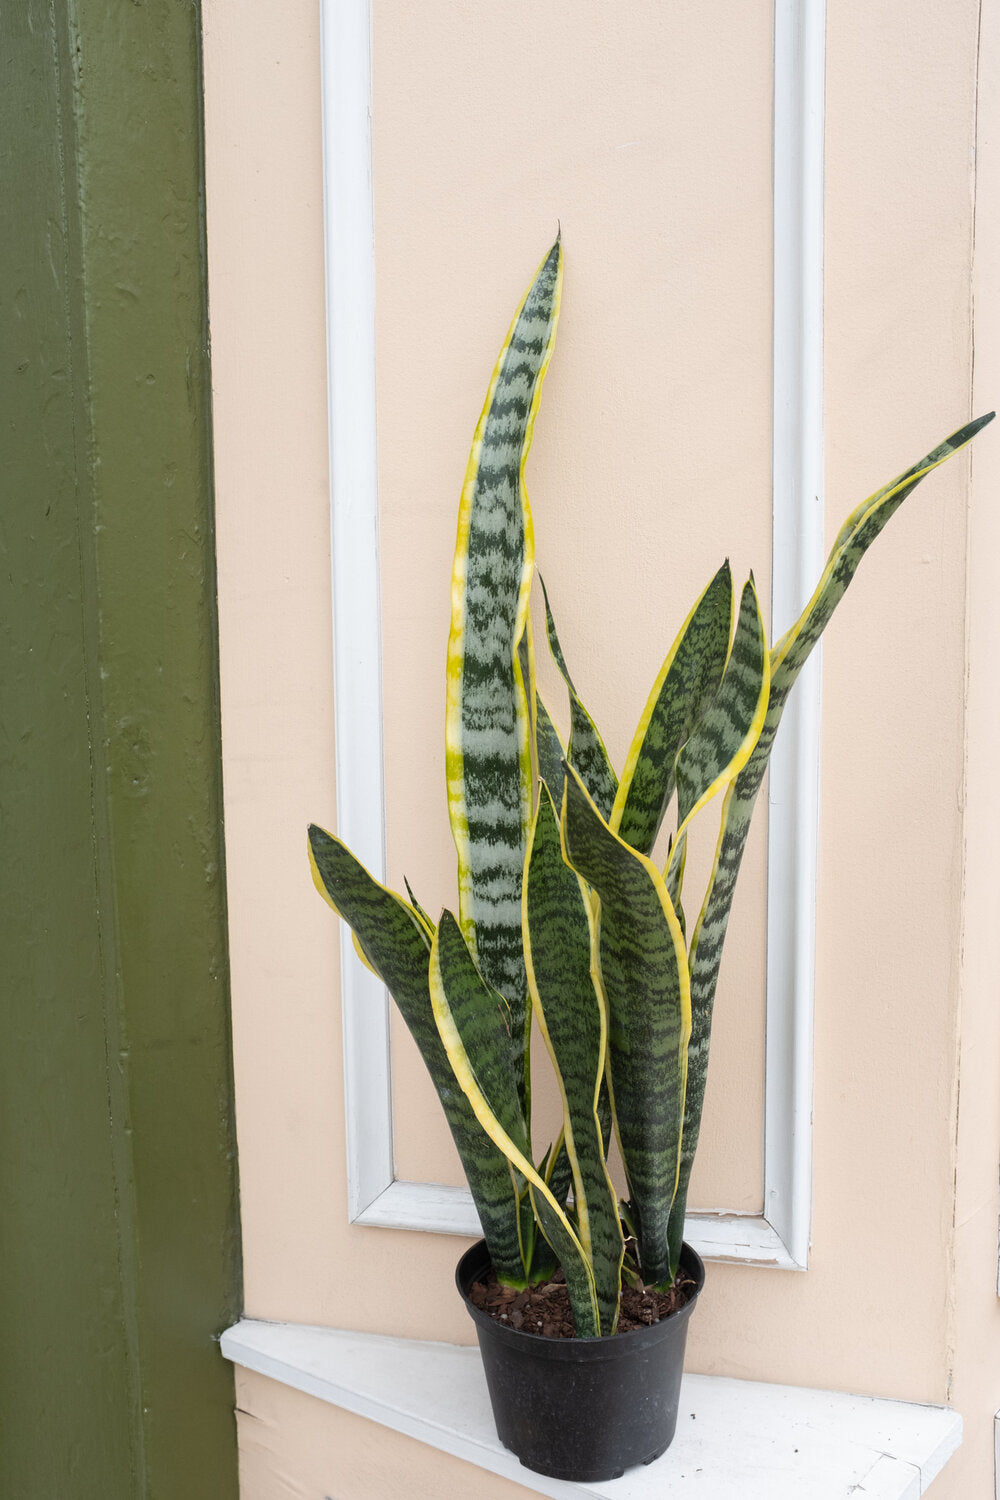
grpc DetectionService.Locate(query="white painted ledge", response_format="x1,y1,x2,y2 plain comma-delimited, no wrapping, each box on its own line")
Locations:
222,1318,960,1499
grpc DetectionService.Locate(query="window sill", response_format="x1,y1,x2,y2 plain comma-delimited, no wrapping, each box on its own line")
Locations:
221,1319,960,1499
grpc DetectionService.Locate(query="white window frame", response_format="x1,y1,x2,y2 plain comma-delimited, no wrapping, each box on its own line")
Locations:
319,0,825,1271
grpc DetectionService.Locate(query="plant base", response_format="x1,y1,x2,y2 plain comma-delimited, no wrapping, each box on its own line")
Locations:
456,1238,705,1483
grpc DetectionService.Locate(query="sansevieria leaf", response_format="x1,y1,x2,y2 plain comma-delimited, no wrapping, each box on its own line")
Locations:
561,764,691,1289
541,576,618,819
667,411,995,1265
426,914,529,1161
307,825,525,1281
523,785,623,1332
664,835,687,941
536,692,569,804
664,576,769,899
612,561,733,856
517,615,568,806
402,876,435,940
541,1076,614,1217
429,911,601,1334
446,239,563,1111
673,576,768,834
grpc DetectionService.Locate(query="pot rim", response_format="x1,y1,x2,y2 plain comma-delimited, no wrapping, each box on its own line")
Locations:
456,1237,705,1358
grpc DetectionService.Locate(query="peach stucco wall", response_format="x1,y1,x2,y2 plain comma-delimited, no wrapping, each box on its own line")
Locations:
204,1,1000,1495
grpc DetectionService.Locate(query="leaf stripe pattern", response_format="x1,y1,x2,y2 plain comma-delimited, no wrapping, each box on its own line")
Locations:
665,412,995,1264
307,826,525,1282
561,765,691,1289
535,692,568,804
402,876,435,941
612,562,733,855
516,613,568,809
673,577,769,834
540,576,619,819
430,912,529,1154
523,785,623,1333
429,911,600,1333
664,577,769,903
542,1074,613,1213
664,837,686,942
446,240,563,1112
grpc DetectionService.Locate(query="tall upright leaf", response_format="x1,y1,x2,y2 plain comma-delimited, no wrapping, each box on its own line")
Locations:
307,825,525,1281
446,240,563,1113
664,577,769,901
666,412,995,1264
523,786,623,1332
561,765,691,1288
516,615,567,805
612,562,733,855
535,692,569,803
540,577,618,818
429,911,601,1333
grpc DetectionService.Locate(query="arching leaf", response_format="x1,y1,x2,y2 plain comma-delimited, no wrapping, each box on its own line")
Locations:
667,412,994,1265
308,825,525,1281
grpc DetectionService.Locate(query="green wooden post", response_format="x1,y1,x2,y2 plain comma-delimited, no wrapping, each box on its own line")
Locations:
0,2,241,1494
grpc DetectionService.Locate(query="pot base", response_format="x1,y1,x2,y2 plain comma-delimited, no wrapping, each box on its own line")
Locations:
513,1441,667,1482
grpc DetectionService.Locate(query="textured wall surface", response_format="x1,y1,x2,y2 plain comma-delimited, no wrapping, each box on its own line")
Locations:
1,2,241,1495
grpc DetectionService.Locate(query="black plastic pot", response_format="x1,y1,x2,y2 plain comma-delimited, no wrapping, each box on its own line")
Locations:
456,1238,705,1483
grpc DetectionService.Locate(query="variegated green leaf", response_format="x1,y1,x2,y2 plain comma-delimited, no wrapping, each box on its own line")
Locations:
307,825,525,1282
446,239,563,1111
666,411,995,1265
540,576,618,819
664,576,769,900
536,691,569,803
664,835,686,941
402,876,435,939
612,562,733,856
543,1076,613,1216
536,1135,559,1184
517,614,568,804
524,785,623,1332
673,577,768,832
560,765,690,1289
522,1137,563,1280
428,912,528,1156
429,910,601,1333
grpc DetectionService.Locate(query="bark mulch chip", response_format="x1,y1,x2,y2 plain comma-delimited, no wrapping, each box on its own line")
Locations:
467,1264,694,1339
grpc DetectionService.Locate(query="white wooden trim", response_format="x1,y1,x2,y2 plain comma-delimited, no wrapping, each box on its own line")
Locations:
223,1318,961,1499
319,0,394,1221
355,1180,803,1270
319,0,825,1266
994,1408,1000,1499
766,0,826,1269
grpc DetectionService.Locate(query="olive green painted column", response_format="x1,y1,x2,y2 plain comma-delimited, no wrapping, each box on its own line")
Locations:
1,3,241,1496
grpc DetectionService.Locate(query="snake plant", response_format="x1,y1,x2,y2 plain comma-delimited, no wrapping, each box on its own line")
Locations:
309,239,992,1337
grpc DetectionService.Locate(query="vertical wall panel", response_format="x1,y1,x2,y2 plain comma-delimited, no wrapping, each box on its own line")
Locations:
0,3,241,1493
